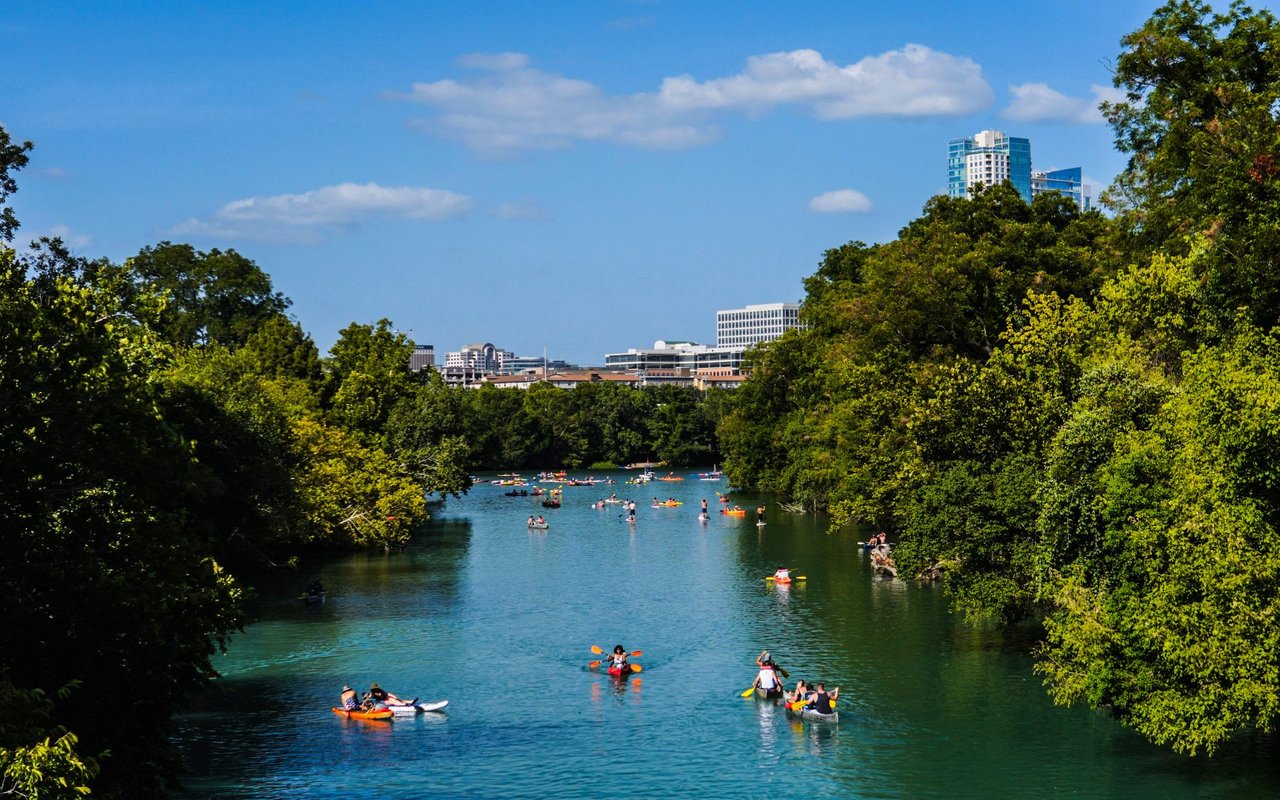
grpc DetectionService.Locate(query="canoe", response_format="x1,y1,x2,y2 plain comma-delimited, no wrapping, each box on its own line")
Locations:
388,700,449,715
755,686,783,701
785,704,838,724
332,707,394,721
721,509,746,517
528,523,549,529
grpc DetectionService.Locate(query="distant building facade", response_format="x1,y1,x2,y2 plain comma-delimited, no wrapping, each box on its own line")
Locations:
603,340,745,375
408,344,435,372
1031,167,1091,211
715,303,801,349
948,129,1090,209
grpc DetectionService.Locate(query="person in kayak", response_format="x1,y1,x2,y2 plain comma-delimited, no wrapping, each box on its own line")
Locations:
368,683,406,709
606,645,631,675
340,685,360,710
806,682,838,713
754,659,783,698
773,567,791,583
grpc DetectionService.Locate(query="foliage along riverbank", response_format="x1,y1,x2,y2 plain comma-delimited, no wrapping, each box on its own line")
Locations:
0,126,729,797
719,1,1280,757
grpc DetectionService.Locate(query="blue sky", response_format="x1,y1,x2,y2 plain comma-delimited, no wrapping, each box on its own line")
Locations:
6,1,1174,361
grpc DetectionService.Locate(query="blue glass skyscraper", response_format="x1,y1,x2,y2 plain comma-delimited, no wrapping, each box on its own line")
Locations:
947,130,1033,202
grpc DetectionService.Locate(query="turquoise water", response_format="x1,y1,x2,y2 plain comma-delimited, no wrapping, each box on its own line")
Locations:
173,473,1278,798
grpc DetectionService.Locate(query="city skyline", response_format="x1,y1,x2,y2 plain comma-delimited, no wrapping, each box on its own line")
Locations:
5,1,1159,358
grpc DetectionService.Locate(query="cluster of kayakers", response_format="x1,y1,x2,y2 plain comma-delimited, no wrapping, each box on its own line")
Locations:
753,651,838,714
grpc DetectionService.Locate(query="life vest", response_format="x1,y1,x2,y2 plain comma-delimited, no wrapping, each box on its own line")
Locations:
757,668,780,690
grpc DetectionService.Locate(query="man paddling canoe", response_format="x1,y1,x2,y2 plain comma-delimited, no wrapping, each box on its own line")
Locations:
753,659,784,699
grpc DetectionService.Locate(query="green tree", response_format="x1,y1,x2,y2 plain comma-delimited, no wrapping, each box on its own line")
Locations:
1105,0,1280,330
0,125,32,242
0,247,241,797
116,242,290,348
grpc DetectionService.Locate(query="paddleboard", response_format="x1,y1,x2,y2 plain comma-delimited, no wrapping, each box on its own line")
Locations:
389,699,449,714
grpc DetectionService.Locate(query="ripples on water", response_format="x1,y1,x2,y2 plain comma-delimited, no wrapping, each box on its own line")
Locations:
173,474,1280,799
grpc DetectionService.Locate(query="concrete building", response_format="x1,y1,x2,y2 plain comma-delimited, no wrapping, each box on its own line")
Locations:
603,340,745,374
408,344,435,372
715,303,801,349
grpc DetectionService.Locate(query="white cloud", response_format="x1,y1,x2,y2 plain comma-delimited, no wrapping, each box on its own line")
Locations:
169,182,474,242
391,46,992,153
809,189,872,214
493,199,550,220
659,45,991,118
1002,83,1126,124
16,223,93,250
456,52,530,71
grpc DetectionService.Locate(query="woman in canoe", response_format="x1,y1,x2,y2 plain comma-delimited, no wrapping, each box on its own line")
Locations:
785,680,810,708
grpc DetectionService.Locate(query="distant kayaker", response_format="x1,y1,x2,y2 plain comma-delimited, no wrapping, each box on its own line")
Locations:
339,685,360,711
607,645,630,675
773,567,791,583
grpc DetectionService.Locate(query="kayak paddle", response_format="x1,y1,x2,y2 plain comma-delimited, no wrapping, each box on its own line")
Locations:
741,686,756,698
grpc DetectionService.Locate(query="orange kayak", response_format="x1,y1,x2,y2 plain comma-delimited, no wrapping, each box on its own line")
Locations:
332,707,394,721
721,509,746,516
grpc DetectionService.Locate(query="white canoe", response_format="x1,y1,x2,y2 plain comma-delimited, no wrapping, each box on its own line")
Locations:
388,700,449,715
785,704,838,724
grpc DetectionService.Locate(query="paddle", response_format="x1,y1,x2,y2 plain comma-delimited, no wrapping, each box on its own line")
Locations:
741,686,756,698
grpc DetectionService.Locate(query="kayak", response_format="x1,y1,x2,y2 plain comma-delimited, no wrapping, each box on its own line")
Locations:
332,707,394,721
785,704,838,724
388,700,449,715
651,501,682,508
721,509,746,517
606,664,640,676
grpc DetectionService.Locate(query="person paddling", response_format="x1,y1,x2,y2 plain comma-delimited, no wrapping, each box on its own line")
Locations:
606,645,631,676
807,682,838,713
754,659,783,699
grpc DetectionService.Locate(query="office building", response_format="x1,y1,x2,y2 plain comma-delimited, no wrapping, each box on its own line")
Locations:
949,129,1090,209
948,129,1033,202
1031,167,1091,211
408,344,435,372
715,303,801,349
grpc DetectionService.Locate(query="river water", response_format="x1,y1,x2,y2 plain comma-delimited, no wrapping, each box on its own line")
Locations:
173,473,1278,798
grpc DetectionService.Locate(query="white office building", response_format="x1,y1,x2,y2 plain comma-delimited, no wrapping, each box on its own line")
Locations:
715,303,801,349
